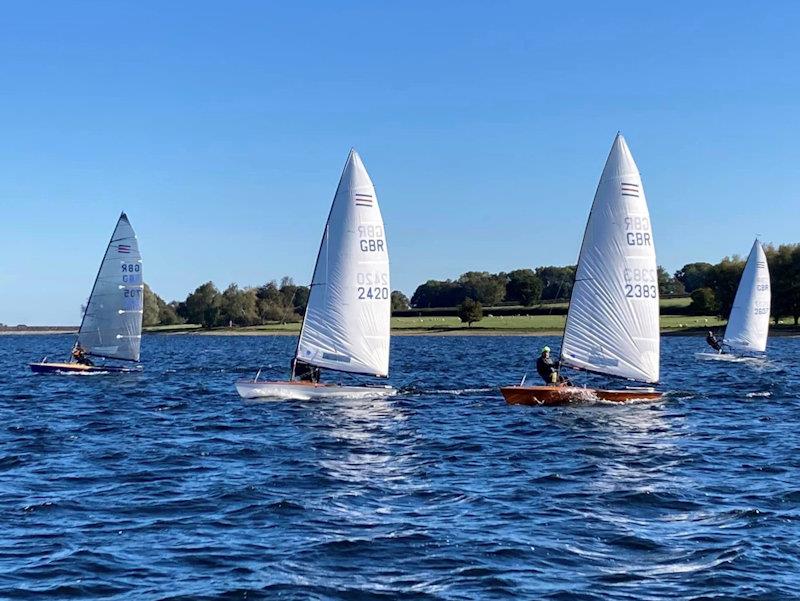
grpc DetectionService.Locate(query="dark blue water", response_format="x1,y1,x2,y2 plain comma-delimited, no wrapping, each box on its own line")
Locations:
1,334,798,600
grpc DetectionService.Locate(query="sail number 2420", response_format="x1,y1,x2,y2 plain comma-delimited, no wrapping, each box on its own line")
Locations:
357,272,389,300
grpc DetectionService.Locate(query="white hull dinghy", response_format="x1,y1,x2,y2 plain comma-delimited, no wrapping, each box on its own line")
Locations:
236,379,397,400
236,149,395,399
30,212,144,375
699,239,771,361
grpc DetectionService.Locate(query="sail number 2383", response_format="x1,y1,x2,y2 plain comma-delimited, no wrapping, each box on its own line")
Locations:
623,267,657,299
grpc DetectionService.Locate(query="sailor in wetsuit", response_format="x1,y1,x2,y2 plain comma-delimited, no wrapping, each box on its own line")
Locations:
291,358,321,383
71,343,94,366
536,346,561,385
705,330,723,353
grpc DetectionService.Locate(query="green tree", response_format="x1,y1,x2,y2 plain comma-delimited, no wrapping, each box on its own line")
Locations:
158,302,182,326
184,281,221,328
142,283,160,327
255,279,304,324
458,271,507,306
142,283,183,326
457,298,483,327
391,290,410,311
657,266,685,296
706,257,745,318
689,287,718,315
506,269,543,306
410,279,466,308
219,284,259,326
535,266,576,300
674,262,714,293
767,243,800,324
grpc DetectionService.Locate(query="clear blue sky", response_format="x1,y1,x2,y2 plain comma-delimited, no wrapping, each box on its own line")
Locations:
1,1,798,325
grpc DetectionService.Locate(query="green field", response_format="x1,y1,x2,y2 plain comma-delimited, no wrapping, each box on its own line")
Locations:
146,311,728,335
143,296,733,335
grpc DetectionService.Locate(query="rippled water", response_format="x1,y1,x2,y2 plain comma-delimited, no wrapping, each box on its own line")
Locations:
1,334,798,599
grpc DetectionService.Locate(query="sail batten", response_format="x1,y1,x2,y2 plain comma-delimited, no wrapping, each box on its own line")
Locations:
723,240,770,353
560,134,660,384
76,213,144,362
295,150,391,377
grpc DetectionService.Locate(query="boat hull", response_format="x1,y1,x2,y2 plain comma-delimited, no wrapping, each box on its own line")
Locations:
500,385,662,406
29,362,141,374
235,379,397,400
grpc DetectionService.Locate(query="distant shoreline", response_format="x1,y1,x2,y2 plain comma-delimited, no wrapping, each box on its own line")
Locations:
4,326,798,337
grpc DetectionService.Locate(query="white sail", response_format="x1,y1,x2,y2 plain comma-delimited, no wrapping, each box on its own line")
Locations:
296,150,391,376
560,134,660,383
723,240,770,353
77,213,144,362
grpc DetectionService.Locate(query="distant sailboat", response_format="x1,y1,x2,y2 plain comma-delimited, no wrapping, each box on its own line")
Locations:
501,134,662,405
236,149,395,399
697,239,771,360
30,212,144,374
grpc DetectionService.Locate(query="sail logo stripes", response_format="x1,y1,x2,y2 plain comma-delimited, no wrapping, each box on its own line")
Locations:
355,193,374,207
620,182,639,198
117,244,132,254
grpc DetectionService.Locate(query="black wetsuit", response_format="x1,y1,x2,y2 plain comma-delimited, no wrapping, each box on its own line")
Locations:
536,355,559,384
292,359,321,383
706,334,722,352
72,348,94,366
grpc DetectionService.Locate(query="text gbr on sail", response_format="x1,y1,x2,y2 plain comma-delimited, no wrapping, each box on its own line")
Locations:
358,225,385,252
625,216,651,246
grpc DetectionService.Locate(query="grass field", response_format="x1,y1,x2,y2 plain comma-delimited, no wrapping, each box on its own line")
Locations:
146,311,728,335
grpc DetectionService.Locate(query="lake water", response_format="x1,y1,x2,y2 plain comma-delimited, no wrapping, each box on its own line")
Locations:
1,334,798,599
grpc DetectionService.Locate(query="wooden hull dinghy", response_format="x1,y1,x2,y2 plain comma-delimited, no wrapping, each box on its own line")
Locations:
236,150,394,401
501,385,662,406
500,134,662,404
29,212,144,376
30,361,141,374
236,379,396,400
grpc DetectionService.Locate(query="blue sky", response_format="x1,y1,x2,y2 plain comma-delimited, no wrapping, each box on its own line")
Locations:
1,1,798,325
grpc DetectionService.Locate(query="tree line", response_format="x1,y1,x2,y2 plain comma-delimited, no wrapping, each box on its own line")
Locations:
142,242,800,328
410,266,683,308
679,243,800,324
143,278,410,328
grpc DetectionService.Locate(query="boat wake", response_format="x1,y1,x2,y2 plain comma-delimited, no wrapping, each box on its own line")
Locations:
425,387,496,396
694,352,766,365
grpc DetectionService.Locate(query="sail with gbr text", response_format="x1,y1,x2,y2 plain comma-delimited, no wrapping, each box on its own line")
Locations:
77,212,144,362
296,149,391,377
723,239,771,353
560,134,660,384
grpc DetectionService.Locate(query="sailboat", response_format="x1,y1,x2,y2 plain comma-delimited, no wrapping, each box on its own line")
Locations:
501,134,662,405
30,212,144,374
236,149,395,400
696,239,770,360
